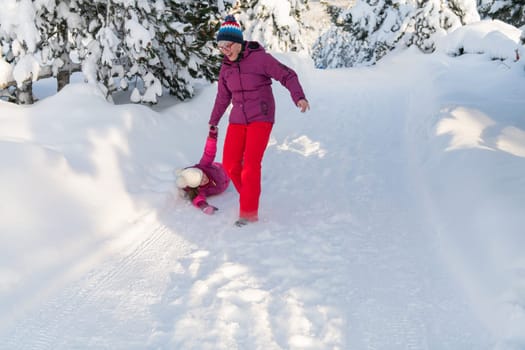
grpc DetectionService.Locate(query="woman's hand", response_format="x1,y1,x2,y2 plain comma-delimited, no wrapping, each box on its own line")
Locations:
209,125,218,139
297,99,310,113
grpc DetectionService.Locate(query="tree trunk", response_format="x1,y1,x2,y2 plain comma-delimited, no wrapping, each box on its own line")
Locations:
57,70,70,92
57,23,71,92
16,81,34,104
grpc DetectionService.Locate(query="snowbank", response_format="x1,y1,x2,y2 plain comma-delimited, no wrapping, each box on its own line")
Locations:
436,19,524,61
1,21,525,349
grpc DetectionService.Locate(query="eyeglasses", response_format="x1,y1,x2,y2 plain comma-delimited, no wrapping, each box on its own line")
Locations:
217,41,234,51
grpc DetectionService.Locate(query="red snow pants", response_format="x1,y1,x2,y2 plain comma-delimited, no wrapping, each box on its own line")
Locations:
223,122,273,221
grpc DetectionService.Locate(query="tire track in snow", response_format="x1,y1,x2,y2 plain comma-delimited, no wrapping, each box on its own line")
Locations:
1,211,192,349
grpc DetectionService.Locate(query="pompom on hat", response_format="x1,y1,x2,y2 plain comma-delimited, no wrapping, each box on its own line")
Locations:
176,167,204,188
216,15,243,44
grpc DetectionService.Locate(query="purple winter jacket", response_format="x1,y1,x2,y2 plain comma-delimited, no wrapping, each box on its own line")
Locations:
189,136,230,208
209,41,307,126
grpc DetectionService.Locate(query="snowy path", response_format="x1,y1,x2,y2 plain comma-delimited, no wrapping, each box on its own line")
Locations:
2,52,522,349
138,66,490,349
1,211,194,348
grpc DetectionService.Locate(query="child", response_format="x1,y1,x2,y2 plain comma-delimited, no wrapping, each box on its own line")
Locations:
175,126,230,214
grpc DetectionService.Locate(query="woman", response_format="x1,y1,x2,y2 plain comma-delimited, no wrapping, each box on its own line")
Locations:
176,126,230,214
208,15,310,226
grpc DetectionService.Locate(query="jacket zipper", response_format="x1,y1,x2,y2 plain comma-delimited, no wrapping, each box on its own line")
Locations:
237,63,249,125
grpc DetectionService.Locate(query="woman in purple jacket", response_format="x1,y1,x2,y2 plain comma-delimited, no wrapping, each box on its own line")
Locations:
209,15,310,226
176,126,230,215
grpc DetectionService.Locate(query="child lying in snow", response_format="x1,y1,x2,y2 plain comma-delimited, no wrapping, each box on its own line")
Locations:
175,126,230,214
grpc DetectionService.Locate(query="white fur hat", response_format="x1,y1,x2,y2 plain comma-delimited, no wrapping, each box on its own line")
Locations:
176,167,204,188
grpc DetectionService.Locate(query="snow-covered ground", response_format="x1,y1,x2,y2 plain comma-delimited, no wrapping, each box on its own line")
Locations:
1,23,525,349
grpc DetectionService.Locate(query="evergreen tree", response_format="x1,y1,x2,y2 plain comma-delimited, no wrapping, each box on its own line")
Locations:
405,0,479,53
147,0,224,101
312,0,410,68
80,0,225,103
478,0,525,27
0,0,43,103
0,0,89,103
312,0,480,68
37,1,86,91
1,0,225,104
232,0,310,52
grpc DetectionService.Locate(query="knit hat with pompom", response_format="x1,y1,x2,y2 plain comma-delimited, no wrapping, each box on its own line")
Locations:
216,15,243,44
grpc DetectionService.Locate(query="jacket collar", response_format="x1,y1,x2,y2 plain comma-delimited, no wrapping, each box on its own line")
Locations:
223,41,263,65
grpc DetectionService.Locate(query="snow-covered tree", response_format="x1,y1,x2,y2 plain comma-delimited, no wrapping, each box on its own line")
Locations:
82,1,194,103
232,0,311,52
82,0,224,103
0,0,89,103
37,1,86,90
1,0,44,103
148,0,224,101
81,0,164,102
1,0,225,104
478,0,525,27
312,0,412,68
312,0,480,68
405,0,480,53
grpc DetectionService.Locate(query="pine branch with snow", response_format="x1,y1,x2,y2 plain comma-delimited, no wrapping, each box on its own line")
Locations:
0,0,90,103
479,0,525,27
312,0,482,68
233,0,311,52
0,0,225,104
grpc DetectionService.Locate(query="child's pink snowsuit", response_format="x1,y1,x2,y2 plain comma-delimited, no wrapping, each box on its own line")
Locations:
187,135,230,209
